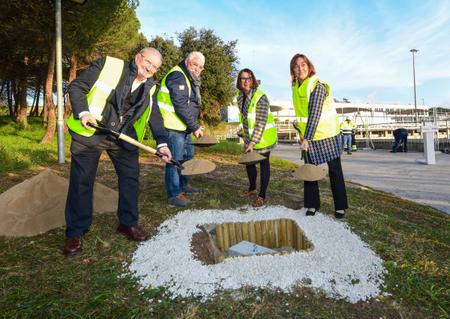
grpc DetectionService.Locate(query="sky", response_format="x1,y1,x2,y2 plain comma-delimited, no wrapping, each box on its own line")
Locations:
137,0,450,107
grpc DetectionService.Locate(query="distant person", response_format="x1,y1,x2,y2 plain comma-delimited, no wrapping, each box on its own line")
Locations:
290,53,348,218
64,48,172,256
236,68,277,207
350,118,357,152
391,128,408,153
340,117,354,155
157,52,205,207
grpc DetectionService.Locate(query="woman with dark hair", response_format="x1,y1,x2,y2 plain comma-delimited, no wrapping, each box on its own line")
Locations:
236,68,277,207
290,54,348,218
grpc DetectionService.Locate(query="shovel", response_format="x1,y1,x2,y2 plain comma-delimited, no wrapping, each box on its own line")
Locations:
238,151,266,165
87,122,184,170
190,135,219,147
291,121,327,181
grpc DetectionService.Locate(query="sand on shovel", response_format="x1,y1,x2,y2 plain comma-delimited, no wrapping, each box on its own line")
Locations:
191,135,219,147
292,164,327,181
0,169,118,237
238,152,266,165
181,159,216,176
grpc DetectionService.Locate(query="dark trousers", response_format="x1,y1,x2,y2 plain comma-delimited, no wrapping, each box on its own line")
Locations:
246,152,270,199
65,138,139,238
304,156,348,211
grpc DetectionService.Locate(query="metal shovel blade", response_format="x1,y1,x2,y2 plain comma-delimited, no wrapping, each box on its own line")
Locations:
181,159,216,176
238,152,266,165
292,164,327,181
191,135,219,147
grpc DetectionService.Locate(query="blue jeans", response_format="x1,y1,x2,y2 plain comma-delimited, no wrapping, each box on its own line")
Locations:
342,135,352,152
165,130,195,198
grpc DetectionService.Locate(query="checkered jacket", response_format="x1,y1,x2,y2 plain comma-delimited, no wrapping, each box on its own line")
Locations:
237,89,274,153
303,82,342,165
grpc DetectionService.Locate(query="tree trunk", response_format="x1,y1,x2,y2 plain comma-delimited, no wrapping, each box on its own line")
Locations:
6,81,14,118
33,82,41,116
15,78,29,128
12,80,19,117
15,56,30,128
64,53,78,132
41,43,56,144
30,81,39,116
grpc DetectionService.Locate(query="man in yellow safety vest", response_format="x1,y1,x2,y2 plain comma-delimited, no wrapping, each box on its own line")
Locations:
157,52,205,207
63,48,172,256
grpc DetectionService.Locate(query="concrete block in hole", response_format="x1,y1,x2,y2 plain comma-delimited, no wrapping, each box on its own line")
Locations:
228,240,275,257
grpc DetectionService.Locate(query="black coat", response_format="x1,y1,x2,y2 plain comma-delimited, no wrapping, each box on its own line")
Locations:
165,61,201,133
68,56,168,148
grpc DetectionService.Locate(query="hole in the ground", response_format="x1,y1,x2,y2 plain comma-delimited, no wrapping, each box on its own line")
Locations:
191,219,313,265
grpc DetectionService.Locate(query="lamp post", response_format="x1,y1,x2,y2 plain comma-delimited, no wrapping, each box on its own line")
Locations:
55,0,64,163
55,0,87,164
410,49,419,124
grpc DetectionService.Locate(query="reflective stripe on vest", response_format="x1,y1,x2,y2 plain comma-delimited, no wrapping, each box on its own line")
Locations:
157,65,191,131
67,56,124,137
292,75,340,141
340,121,353,135
238,89,277,150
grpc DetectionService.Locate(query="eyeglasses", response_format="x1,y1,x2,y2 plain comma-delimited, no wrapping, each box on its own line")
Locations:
239,77,252,82
140,53,160,71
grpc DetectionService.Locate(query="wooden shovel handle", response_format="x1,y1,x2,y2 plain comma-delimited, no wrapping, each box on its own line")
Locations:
87,122,182,169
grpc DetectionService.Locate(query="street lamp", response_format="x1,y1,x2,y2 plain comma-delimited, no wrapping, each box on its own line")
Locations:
410,48,419,124
55,0,87,164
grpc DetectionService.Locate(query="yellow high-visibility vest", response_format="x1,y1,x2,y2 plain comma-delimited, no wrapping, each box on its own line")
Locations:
157,65,191,131
238,89,277,150
292,75,340,140
67,56,155,142
340,121,354,135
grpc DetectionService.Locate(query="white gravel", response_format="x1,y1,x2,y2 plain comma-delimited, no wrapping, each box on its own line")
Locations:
127,206,386,303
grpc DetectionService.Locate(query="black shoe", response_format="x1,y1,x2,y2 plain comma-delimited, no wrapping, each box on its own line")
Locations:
306,209,316,216
335,211,345,219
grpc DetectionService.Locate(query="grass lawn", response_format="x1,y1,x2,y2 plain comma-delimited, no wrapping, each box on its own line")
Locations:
0,117,449,318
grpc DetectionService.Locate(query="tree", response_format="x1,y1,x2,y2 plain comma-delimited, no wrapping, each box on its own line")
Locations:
0,1,54,125
61,0,144,135
148,36,181,82
40,42,56,143
178,28,238,126
39,0,144,143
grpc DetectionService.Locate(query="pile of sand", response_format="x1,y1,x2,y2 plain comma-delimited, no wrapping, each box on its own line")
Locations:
0,169,118,237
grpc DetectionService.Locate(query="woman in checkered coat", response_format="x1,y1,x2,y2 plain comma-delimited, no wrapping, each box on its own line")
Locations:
290,54,348,218
236,68,277,207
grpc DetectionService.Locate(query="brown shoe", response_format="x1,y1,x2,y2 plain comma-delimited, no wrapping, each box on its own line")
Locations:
117,224,148,242
240,189,257,197
252,196,265,207
168,193,192,207
63,237,82,256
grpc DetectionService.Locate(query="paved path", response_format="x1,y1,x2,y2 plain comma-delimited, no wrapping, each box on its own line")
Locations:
272,144,450,215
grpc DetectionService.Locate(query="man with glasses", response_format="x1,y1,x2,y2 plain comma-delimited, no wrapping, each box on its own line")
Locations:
157,51,205,207
63,48,172,256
